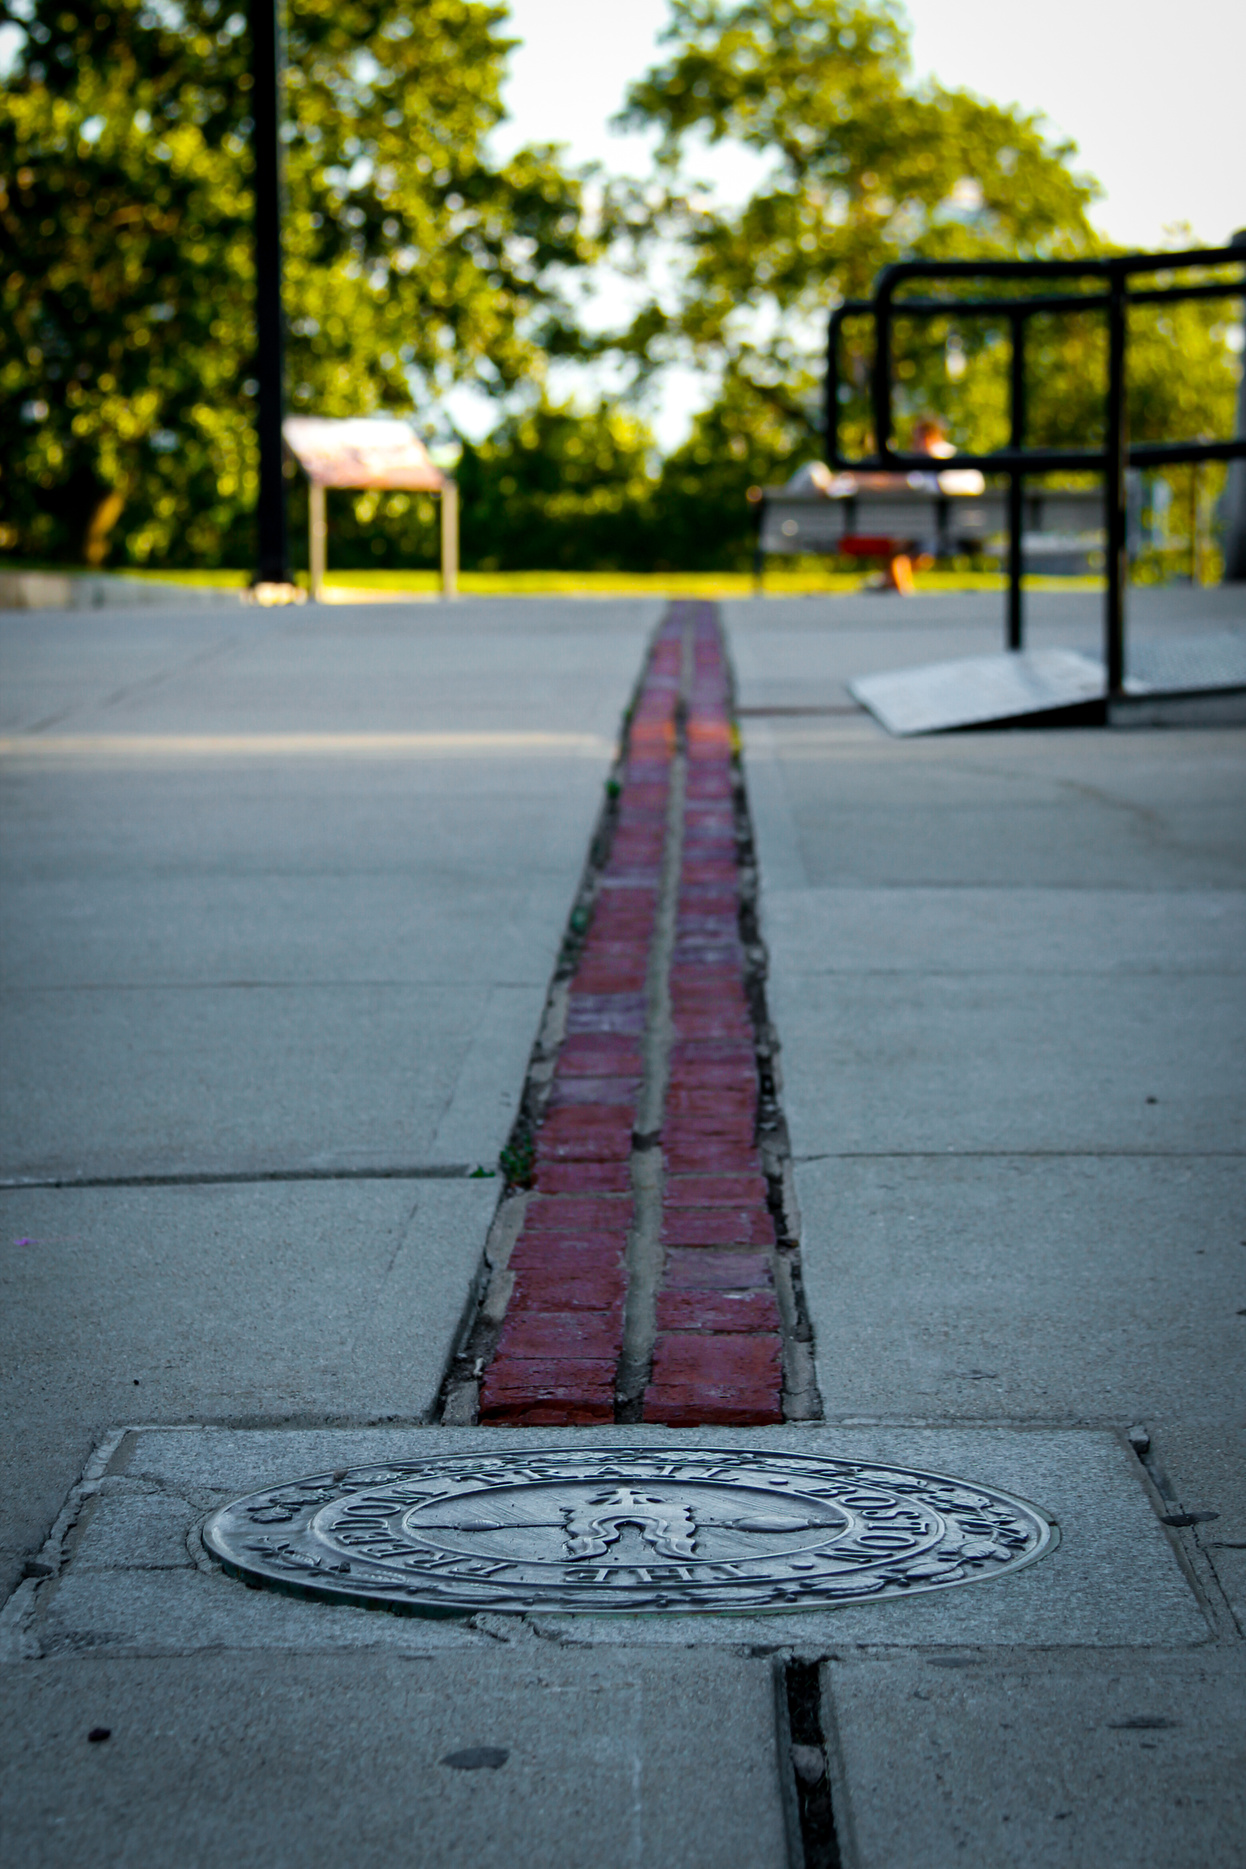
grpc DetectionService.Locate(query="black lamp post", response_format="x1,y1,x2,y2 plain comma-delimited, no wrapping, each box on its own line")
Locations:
249,0,291,588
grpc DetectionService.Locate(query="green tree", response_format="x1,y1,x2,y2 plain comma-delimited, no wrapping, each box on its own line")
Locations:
0,0,591,565
608,1,1238,562
651,375,793,568
613,0,1100,456
456,397,659,570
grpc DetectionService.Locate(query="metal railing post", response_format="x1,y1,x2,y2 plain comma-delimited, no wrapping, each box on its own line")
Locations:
1007,310,1026,651
824,310,841,466
872,285,894,458
1105,267,1129,697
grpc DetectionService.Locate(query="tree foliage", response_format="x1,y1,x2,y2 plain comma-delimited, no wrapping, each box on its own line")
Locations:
1,0,1238,572
611,1,1239,547
613,0,1099,431
0,0,590,563
457,398,659,570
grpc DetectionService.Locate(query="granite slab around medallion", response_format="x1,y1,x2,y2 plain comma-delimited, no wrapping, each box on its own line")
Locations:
12,1425,1207,1660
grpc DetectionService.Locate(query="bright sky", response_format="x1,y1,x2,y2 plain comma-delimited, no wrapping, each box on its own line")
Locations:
489,0,1244,446
496,0,1246,248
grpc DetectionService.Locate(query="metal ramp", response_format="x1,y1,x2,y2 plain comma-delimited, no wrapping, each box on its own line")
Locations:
849,648,1105,735
850,633,1246,736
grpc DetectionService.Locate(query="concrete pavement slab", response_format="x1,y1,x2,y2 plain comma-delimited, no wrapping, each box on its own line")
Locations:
1,598,659,1179
796,1156,1245,1426
0,1180,497,1600
430,982,556,1163
759,885,1246,981
22,1567,487,1659
1144,1425,1246,1631
773,970,1242,1157
1,870,566,996
13,1425,1205,1657
0,1648,788,1869
724,587,1246,715
741,715,1246,890
0,743,621,1179
0,607,259,735
122,598,663,737
0,598,662,737
1,984,514,1180
736,717,809,892
822,1647,1246,1869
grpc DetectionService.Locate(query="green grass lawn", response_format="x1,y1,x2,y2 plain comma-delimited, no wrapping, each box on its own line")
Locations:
109,565,1104,597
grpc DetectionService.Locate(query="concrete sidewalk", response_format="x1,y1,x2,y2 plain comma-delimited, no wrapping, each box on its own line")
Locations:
732,585,1246,1864
0,596,659,1594
2,586,1244,1867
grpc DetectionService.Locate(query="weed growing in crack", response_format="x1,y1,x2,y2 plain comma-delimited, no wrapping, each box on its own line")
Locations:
499,1134,536,1190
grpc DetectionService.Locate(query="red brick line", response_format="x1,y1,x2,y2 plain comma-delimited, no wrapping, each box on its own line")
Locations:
479,603,783,1426
479,610,681,1423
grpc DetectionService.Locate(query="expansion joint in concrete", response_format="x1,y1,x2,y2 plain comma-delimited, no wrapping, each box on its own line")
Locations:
776,1657,845,1869
0,1164,489,1191
1125,1427,1243,1640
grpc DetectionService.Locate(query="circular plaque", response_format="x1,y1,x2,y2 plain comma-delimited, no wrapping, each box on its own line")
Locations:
202,1447,1056,1617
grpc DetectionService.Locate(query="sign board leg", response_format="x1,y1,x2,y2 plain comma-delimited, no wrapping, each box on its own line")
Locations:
309,482,326,602
441,481,459,600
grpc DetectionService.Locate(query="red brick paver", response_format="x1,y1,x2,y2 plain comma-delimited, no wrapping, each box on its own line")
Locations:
639,606,783,1426
479,603,786,1428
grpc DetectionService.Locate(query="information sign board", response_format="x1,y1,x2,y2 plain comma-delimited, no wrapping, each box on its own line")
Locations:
281,417,455,599
283,417,444,491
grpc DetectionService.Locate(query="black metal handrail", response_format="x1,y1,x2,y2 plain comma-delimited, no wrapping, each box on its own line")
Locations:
824,244,1246,695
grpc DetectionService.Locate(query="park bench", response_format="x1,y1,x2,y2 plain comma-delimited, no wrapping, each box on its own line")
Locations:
754,467,1104,590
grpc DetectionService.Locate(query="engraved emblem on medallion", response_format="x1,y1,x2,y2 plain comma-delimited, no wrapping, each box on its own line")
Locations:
203,1448,1056,1616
